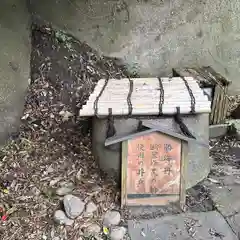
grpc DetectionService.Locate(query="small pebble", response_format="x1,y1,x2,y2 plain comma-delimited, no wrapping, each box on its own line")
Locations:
46,166,54,173
56,187,73,196
85,201,98,215
42,235,47,240
110,226,127,240
59,181,74,188
103,211,121,226
31,187,41,196
53,210,74,226
85,223,101,235
64,194,85,219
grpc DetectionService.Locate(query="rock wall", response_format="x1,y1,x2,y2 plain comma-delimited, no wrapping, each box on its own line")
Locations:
29,0,240,94
0,1,30,146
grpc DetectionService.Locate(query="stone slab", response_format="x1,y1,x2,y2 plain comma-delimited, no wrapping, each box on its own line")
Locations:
0,0,30,146
207,184,240,218
128,211,237,240
205,156,240,217
209,124,229,139
227,212,240,239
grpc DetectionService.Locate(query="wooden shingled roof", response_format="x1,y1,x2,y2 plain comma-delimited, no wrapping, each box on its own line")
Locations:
79,77,211,117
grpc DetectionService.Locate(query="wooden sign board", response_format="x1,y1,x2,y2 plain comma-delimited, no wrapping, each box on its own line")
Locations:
121,131,187,207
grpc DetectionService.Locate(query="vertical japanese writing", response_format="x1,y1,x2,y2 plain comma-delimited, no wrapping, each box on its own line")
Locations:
137,143,145,151
150,143,161,151
160,155,173,162
151,167,158,193
163,143,173,175
150,179,158,194
150,143,161,194
137,143,145,191
128,134,180,197
151,151,158,165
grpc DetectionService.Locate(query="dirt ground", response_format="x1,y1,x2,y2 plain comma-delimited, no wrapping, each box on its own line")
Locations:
0,24,238,240
0,24,131,240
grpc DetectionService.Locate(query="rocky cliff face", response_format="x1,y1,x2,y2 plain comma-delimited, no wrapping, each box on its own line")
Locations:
0,0,30,146
29,0,240,94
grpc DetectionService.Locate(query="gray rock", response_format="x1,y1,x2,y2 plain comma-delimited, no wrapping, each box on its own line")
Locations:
0,1,30,148
53,210,74,226
85,223,101,235
234,179,240,185
64,194,85,219
110,227,127,240
56,187,73,196
103,211,121,227
227,120,240,133
53,237,60,240
59,181,75,188
85,201,98,215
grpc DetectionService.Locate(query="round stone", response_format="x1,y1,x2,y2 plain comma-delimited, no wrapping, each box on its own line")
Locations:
56,187,73,196
103,211,121,226
110,226,127,240
63,194,85,219
53,210,74,226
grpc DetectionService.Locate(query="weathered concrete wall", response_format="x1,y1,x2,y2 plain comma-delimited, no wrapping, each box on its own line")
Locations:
0,1,30,146
29,0,240,94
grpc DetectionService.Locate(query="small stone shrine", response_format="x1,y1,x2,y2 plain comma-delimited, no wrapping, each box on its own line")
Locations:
79,77,211,206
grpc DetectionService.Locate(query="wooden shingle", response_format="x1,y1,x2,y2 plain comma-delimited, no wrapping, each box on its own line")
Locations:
79,77,211,117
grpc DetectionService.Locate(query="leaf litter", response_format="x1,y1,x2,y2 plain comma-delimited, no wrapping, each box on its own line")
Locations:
0,24,132,240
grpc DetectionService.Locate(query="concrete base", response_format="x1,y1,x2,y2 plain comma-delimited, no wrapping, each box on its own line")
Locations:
92,114,210,189
209,124,229,139
0,1,30,146
205,164,240,218
227,213,240,238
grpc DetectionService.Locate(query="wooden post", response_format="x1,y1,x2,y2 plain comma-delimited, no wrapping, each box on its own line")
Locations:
211,85,220,124
121,141,128,207
180,141,188,211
